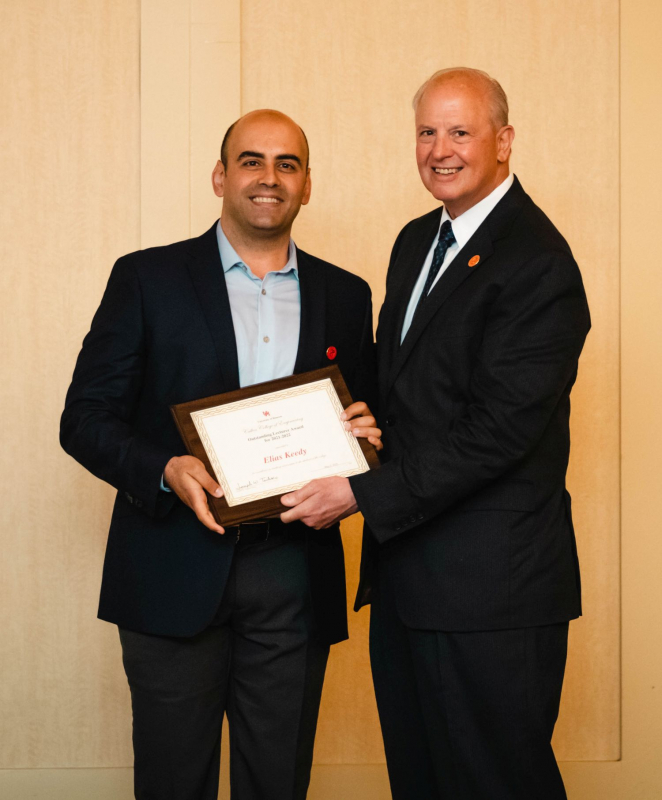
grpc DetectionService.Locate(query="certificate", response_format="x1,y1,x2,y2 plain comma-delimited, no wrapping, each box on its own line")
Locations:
170,366,379,525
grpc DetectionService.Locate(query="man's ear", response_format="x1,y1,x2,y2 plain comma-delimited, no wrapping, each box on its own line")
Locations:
301,168,312,206
212,160,225,198
496,126,515,163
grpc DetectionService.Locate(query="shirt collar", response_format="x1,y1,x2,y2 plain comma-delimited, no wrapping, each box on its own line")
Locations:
440,173,515,250
216,220,298,278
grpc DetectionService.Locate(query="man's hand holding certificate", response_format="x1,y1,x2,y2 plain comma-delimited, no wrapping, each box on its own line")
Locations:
169,367,381,530
279,399,381,529
163,455,226,535
280,475,360,530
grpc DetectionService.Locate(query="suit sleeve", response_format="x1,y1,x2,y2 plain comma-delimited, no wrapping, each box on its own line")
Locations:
60,255,176,518
350,249,591,543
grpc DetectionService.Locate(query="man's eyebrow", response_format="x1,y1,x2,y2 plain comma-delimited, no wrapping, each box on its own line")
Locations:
237,150,265,161
236,150,302,165
276,153,302,165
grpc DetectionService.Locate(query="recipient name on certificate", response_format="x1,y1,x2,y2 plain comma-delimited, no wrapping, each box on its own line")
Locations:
190,378,369,507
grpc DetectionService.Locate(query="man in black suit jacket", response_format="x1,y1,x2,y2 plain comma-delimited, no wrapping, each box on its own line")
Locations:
60,110,380,800
282,70,590,798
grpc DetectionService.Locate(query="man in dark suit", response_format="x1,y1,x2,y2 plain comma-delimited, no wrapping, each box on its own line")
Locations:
60,109,380,800
281,69,590,798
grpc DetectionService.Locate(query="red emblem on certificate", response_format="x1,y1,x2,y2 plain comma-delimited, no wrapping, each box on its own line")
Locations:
326,346,337,360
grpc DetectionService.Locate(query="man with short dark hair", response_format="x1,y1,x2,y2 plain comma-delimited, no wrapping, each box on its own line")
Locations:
61,109,380,800
282,69,590,799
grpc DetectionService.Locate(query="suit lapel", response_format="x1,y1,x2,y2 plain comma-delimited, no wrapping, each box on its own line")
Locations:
385,177,526,394
388,228,495,388
293,248,327,374
385,209,442,349
186,222,241,391
377,209,441,397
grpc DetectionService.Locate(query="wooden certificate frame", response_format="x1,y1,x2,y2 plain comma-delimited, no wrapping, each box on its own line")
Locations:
170,365,379,526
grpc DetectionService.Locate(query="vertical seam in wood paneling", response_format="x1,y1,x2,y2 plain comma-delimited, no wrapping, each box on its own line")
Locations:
617,0,623,762
188,0,192,237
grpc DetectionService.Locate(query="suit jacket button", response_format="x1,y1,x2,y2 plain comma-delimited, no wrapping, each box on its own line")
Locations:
125,493,134,504
385,415,397,427
395,524,402,531
134,499,143,509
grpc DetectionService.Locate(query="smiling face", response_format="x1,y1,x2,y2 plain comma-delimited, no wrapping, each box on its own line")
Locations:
415,77,514,218
212,110,311,241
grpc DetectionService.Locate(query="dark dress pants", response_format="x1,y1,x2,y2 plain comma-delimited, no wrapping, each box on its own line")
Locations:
370,569,569,800
119,528,329,800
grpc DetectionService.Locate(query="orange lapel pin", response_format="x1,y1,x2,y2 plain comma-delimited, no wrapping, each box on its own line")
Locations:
468,255,480,267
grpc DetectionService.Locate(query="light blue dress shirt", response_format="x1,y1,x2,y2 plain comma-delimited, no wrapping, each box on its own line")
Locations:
161,221,302,492
216,221,301,387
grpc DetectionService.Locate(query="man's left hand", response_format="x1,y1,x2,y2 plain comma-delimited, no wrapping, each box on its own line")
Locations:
280,477,358,529
342,401,383,451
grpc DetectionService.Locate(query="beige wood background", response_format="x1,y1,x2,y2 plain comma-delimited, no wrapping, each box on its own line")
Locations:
7,0,662,796
0,0,140,769
141,0,241,246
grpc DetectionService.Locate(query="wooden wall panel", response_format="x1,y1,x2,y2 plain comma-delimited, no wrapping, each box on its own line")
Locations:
190,0,241,235
0,0,140,768
141,0,241,247
241,0,620,763
563,0,662,793
141,0,191,247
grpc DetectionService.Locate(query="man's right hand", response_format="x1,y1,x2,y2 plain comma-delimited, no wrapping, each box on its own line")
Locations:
163,455,225,534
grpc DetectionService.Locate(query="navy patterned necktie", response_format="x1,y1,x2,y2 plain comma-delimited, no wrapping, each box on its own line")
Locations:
417,220,456,309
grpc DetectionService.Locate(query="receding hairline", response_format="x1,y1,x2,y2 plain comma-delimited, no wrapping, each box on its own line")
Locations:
220,110,310,169
412,67,509,129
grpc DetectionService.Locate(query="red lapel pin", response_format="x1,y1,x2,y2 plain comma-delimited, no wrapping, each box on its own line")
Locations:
326,346,337,360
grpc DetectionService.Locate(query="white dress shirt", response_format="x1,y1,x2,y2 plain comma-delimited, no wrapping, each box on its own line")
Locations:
400,173,515,342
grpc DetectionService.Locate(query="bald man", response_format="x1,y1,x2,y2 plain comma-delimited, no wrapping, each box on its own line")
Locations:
60,110,380,800
282,70,590,799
